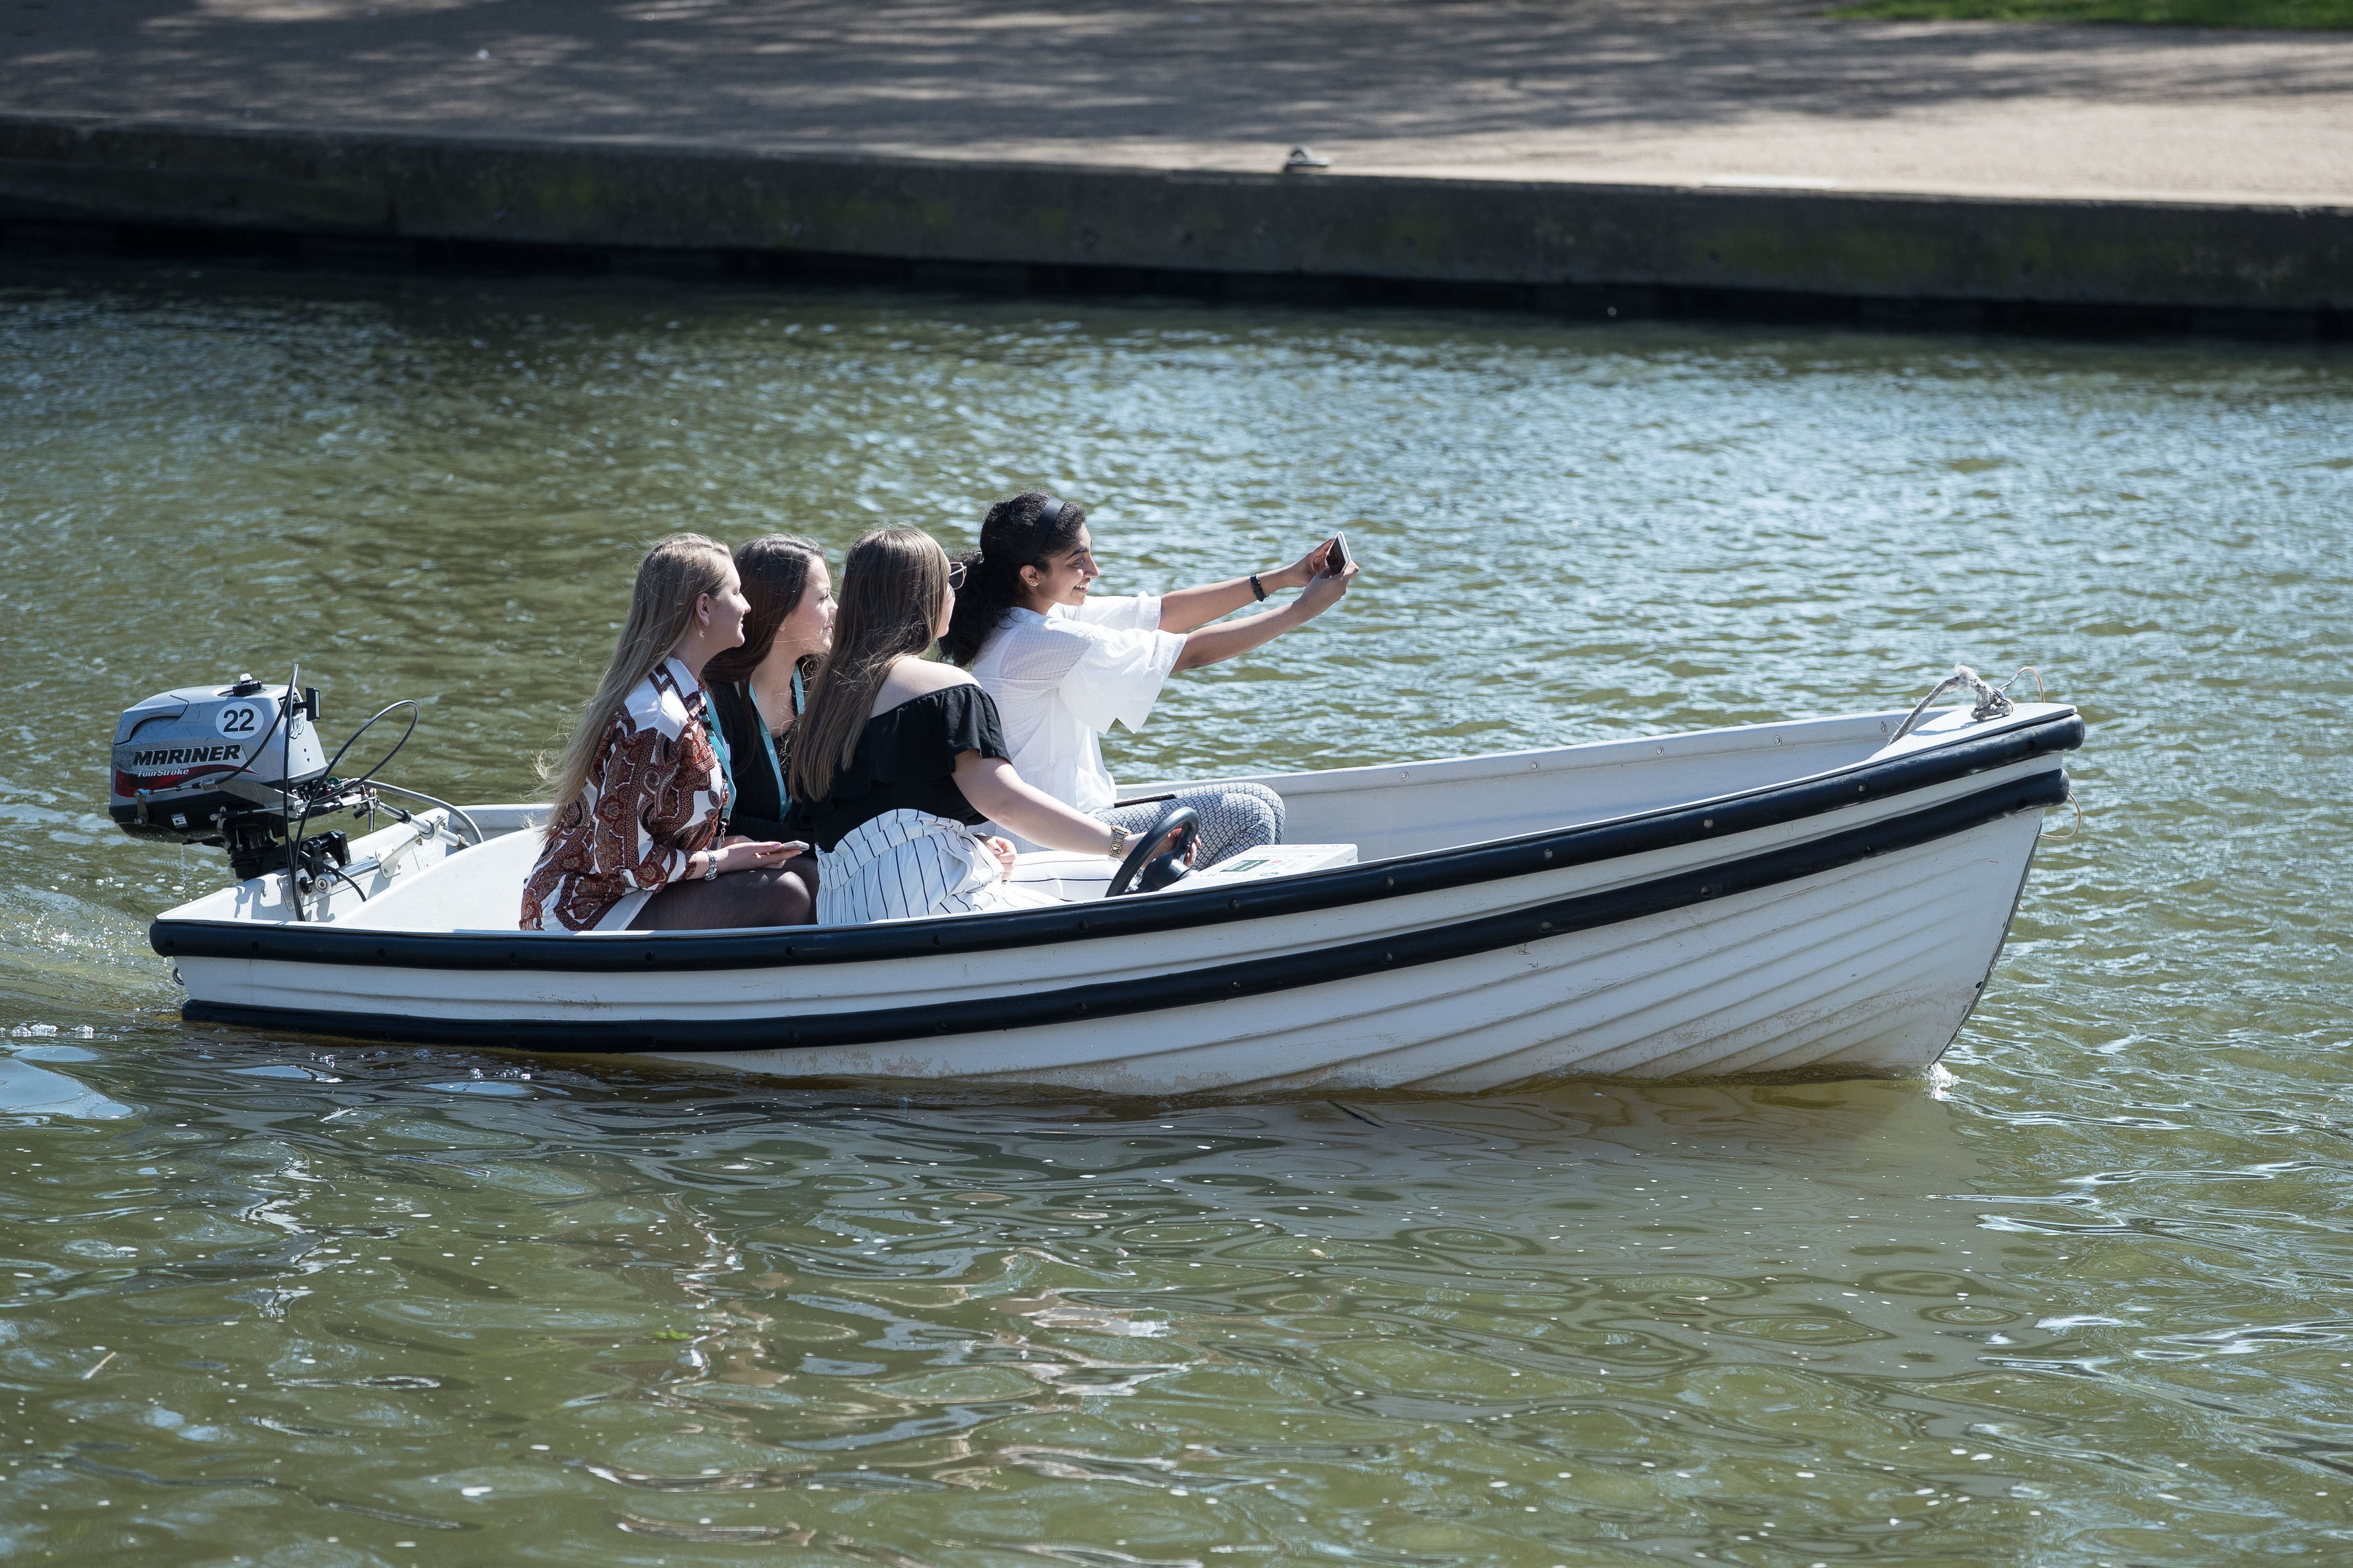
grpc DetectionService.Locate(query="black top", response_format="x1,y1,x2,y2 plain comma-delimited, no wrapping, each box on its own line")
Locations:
794,684,1011,852
709,678,795,843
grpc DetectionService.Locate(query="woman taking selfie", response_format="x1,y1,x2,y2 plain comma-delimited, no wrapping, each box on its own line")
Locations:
521,534,805,932
788,526,1135,925
940,491,1356,866
688,535,834,925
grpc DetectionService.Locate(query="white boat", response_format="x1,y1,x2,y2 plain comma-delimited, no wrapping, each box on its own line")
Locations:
142,673,2081,1093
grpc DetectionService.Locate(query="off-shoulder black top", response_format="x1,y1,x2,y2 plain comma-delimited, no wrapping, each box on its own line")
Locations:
793,684,1012,852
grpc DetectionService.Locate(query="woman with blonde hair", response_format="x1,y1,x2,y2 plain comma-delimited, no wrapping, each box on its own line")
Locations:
789,526,1130,925
521,534,804,932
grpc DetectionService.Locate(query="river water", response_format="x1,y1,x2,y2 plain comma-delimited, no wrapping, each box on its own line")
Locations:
1,255,2348,1565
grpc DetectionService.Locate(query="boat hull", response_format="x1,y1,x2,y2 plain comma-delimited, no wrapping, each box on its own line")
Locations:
157,704,2079,1091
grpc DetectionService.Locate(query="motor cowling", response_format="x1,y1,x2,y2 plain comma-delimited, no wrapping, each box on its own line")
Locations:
110,675,325,844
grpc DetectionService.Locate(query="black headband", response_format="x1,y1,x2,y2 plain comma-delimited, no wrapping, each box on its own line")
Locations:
1026,497,1066,563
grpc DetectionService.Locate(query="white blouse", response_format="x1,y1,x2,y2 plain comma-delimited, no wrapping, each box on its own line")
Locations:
967,593,1185,832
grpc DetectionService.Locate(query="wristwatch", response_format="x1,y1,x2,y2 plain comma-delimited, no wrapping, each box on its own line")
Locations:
701,850,721,881
1107,824,1129,858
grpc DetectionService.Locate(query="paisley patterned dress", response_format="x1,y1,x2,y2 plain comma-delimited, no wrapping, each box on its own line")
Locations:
519,658,729,932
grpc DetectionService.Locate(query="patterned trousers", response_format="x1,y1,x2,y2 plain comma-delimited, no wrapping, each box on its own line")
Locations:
1096,781,1285,870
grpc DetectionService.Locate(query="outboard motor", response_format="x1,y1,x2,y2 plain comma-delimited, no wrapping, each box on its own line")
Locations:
108,668,420,893
110,666,470,916
110,673,348,882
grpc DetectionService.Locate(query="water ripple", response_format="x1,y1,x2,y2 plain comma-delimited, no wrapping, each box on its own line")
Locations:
0,257,2346,1563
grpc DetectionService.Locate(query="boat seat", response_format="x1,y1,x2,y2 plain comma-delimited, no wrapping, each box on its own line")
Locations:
337,827,541,932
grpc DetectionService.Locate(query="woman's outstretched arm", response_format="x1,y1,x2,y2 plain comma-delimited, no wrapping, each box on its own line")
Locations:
1170,561,1356,672
954,753,1118,855
1156,537,1342,632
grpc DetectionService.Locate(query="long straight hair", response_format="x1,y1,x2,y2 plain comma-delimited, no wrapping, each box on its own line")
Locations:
703,535,824,688
788,527,949,806
542,534,733,815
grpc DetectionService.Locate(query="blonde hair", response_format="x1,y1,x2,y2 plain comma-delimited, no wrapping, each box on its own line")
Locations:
543,534,733,815
789,528,950,806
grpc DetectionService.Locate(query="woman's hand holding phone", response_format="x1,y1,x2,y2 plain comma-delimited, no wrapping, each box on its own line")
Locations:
1273,533,1353,593
1298,554,1357,616
1278,538,1330,590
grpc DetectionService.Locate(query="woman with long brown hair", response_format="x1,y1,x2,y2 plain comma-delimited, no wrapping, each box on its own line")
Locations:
789,526,1128,925
520,534,805,932
672,534,835,927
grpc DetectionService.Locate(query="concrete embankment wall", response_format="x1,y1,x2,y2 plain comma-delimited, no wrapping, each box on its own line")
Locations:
3,115,2347,335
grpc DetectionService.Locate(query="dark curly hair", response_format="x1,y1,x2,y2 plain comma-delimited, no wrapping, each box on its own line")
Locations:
939,491,1089,665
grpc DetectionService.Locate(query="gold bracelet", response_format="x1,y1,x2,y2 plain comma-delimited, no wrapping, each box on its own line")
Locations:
1107,824,1129,858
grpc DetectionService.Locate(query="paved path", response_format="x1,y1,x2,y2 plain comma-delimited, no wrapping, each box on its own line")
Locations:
7,0,2352,206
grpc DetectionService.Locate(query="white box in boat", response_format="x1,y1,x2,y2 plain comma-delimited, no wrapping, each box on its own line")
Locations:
1185,843,1356,884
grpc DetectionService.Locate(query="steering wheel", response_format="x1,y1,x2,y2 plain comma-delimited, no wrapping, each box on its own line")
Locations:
1105,807,1201,899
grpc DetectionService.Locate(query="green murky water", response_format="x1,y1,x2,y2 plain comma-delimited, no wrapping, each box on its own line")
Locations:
2,255,2349,1565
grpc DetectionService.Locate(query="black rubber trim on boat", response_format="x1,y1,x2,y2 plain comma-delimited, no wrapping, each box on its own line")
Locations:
155,708,2083,975
180,768,2070,1053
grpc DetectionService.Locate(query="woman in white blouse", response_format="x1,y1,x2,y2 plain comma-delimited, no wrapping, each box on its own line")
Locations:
940,492,1356,866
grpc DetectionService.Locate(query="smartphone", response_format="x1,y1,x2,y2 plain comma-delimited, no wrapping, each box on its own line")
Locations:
1324,532,1349,574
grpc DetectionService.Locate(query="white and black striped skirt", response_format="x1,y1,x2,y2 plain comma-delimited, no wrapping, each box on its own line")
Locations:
815,809,1064,925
